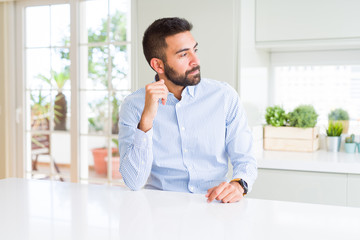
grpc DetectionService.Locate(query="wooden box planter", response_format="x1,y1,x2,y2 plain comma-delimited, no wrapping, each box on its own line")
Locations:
263,126,320,152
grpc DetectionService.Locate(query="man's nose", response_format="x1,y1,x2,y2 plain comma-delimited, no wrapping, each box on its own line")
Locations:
190,51,200,66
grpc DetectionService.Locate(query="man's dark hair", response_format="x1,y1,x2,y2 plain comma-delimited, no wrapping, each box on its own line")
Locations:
142,17,193,66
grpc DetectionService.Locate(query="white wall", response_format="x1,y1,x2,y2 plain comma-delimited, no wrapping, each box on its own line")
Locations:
239,0,269,127
136,0,239,89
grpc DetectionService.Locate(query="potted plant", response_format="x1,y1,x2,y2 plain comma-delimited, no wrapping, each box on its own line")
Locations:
344,134,357,153
328,108,349,134
288,105,318,128
265,105,288,127
37,68,70,131
90,133,121,179
264,105,319,152
326,121,343,152
108,139,121,179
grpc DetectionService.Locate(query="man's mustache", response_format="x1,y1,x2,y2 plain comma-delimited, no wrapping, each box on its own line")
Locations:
186,65,201,75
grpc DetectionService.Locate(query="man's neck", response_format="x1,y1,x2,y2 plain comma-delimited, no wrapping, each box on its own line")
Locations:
156,74,184,100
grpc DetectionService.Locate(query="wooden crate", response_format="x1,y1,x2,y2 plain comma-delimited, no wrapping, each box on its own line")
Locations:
263,126,320,152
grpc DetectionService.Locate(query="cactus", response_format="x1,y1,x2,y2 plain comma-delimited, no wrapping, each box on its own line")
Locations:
345,134,355,143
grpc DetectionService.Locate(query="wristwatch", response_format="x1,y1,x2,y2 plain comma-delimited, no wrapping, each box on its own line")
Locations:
230,178,248,195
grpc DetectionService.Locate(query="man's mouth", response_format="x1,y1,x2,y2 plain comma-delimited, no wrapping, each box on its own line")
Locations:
187,66,200,75
189,69,199,75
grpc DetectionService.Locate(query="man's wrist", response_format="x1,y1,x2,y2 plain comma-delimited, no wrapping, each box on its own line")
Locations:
229,181,244,194
230,178,248,196
138,116,153,133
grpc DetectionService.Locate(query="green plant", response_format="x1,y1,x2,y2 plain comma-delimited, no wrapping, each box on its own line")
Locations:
37,68,70,130
30,91,51,148
265,106,288,127
345,134,355,143
328,108,349,121
112,139,119,157
326,121,344,136
87,98,108,132
288,105,318,128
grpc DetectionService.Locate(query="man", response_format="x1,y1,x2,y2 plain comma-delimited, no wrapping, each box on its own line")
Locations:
118,17,257,203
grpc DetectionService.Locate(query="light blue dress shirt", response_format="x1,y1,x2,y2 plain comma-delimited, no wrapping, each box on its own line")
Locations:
118,78,257,194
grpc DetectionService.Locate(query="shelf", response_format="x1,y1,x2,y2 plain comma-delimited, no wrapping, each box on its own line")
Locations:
258,150,360,174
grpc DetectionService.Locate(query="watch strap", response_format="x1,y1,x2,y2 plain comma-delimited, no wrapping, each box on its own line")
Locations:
230,178,248,196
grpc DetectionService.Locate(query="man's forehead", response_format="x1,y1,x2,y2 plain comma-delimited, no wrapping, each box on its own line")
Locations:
165,31,197,53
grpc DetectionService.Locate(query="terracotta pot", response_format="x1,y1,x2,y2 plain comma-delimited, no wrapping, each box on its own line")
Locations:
111,156,122,179
91,148,118,175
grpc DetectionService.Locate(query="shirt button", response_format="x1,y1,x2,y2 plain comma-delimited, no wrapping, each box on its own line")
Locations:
184,149,188,153
141,161,145,165
181,127,185,131
188,166,192,170
177,103,181,107
143,138,146,142
189,186,194,192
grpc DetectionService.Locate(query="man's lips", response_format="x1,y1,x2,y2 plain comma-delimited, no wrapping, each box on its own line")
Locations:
189,69,200,75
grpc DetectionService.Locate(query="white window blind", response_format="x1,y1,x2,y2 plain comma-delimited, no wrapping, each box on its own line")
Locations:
273,65,360,134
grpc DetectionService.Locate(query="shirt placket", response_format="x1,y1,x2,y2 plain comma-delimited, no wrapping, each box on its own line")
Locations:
175,99,196,193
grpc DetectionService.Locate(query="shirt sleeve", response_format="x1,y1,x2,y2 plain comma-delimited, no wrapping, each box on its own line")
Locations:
118,98,154,191
224,85,258,193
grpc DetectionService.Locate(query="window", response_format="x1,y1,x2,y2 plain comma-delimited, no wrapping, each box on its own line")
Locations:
19,0,133,184
271,51,360,135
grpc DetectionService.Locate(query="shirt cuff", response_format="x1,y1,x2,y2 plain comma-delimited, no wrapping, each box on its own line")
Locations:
133,128,153,149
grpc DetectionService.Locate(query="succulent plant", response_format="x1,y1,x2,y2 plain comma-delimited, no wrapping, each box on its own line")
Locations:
345,134,355,143
288,105,318,128
326,121,344,137
328,108,349,121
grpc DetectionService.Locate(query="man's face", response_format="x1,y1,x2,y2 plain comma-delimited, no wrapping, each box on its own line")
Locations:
162,31,201,87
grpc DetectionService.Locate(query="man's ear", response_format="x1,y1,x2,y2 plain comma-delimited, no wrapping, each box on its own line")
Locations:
150,58,164,74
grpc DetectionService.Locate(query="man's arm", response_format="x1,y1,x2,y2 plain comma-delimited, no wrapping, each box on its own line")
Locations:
206,85,257,203
119,80,168,190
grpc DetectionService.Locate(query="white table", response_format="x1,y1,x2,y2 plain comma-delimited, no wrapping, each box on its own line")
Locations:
1,178,360,240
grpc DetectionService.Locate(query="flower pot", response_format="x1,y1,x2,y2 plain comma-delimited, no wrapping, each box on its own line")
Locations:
326,136,341,152
111,156,122,179
344,143,356,153
91,148,118,175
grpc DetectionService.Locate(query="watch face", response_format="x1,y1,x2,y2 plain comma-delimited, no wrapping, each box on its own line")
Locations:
240,179,248,194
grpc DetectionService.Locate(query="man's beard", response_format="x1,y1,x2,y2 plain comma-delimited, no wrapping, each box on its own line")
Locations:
163,62,201,87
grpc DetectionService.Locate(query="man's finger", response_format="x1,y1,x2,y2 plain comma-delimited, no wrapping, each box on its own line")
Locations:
205,186,216,198
207,182,227,203
228,194,242,203
221,191,236,203
216,185,233,201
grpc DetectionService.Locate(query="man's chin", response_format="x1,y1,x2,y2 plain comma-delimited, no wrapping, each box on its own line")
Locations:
189,74,201,86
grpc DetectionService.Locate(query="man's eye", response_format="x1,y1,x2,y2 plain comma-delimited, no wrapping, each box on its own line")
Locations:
194,48,199,53
181,53,187,57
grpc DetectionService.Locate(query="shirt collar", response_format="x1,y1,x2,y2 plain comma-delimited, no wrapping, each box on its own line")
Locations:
154,74,196,98
186,85,195,98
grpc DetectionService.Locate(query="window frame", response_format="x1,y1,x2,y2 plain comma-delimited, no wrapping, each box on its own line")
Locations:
269,50,360,107
15,0,137,183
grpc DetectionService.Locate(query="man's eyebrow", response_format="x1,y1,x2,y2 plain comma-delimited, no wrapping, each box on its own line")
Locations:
175,42,199,54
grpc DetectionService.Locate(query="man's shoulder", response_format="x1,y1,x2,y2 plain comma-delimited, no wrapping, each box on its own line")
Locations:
122,88,146,110
124,88,146,102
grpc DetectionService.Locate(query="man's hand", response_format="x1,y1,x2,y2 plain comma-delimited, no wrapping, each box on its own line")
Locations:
205,182,244,203
138,79,169,132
